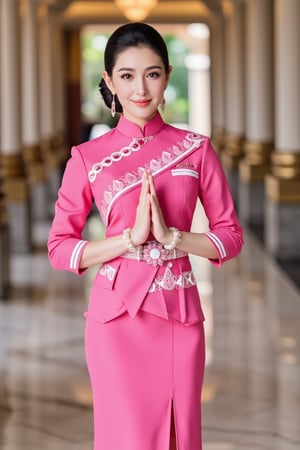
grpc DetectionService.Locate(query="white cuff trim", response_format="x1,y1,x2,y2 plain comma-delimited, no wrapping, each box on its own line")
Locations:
205,232,226,259
70,240,87,270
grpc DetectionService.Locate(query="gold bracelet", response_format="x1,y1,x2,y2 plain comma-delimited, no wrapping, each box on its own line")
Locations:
164,227,181,251
122,228,139,253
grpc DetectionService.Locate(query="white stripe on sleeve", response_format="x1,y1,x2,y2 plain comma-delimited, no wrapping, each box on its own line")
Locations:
205,232,226,259
70,240,87,270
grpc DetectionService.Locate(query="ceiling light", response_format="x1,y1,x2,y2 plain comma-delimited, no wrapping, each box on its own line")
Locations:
115,0,158,22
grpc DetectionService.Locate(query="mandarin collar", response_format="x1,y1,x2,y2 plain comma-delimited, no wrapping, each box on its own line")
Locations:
116,113,165,138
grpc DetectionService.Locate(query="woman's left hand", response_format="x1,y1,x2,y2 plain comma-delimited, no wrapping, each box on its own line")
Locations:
147,173,172,246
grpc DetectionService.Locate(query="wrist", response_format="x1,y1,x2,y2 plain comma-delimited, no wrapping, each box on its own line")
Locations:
122,228,140,253
163,227,182,250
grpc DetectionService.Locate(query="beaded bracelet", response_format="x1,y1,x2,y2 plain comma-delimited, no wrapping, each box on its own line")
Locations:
164,227,182,251
122,228,139,253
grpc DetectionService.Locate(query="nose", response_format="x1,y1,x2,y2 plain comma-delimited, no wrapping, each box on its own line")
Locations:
137,77,147,96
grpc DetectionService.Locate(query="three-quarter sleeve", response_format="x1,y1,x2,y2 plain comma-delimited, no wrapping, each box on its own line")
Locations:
199,138,243,266
47,146,93,274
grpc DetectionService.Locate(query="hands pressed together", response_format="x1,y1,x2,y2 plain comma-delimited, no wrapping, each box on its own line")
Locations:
80,169,218,269
130,171,173,248
79,171,183,270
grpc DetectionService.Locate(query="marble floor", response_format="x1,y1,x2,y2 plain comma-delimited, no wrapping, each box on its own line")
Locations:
0,221,300,450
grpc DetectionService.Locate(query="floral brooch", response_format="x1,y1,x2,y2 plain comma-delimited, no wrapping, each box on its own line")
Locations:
142,242,168,266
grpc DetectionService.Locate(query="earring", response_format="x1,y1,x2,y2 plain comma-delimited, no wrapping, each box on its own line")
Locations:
111,94,116,117
160,97,166,113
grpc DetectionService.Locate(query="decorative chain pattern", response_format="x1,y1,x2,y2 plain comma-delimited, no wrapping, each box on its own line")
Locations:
88,136,153,182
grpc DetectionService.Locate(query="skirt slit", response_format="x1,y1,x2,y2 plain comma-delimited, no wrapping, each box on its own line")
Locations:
169,401,178,450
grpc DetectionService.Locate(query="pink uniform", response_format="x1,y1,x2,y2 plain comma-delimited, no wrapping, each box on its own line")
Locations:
48,113,243,450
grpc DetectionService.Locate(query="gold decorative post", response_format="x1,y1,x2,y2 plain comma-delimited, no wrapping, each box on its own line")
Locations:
0,179,10,297
239,141,273,183
222,134,245,171
266,153,300,203
211,127,226,155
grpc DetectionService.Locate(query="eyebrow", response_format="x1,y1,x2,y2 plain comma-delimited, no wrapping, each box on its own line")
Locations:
117,65,163,72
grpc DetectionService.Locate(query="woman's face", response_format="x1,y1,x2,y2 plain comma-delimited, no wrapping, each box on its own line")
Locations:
103,46,172,128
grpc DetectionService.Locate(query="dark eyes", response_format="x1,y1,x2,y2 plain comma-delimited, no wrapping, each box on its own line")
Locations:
147,71,160,78
120,73,132,80
120,71,161,80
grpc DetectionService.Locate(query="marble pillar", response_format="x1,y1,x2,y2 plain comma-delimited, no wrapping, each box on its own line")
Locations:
265,0,300,259
210,15,225,154
51,16,67,155
65,29,82,148
221,0,246,205
238,0,274,229
186,54,211,136
0,0,10,296
21,0,49,225
0,0,31,253
38,5,64,210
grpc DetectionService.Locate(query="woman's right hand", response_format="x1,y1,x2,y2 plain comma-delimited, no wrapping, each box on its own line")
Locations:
130,171,151,246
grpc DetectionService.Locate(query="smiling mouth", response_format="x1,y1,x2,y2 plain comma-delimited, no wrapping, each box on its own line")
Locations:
133,100,151,107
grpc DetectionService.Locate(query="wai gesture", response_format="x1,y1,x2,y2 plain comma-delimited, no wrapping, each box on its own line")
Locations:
130,171,173,247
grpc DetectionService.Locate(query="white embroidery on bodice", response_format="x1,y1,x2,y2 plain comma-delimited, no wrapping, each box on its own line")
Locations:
88,136,153,182
92,132,204,224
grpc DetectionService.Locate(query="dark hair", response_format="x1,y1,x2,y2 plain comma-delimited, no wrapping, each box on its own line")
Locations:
99,22,170,113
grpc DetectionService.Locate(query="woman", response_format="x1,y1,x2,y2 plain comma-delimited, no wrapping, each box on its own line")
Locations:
48,22,243,450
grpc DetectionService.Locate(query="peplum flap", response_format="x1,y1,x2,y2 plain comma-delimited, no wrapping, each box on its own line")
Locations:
85,256,205,325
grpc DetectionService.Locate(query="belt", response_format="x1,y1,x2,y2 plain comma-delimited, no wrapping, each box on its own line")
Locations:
122,240,187,267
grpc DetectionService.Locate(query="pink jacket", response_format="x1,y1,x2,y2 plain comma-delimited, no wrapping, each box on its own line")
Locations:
48,113,243,324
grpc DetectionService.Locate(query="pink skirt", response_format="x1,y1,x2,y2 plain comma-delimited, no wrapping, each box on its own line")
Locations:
85,311,205,450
